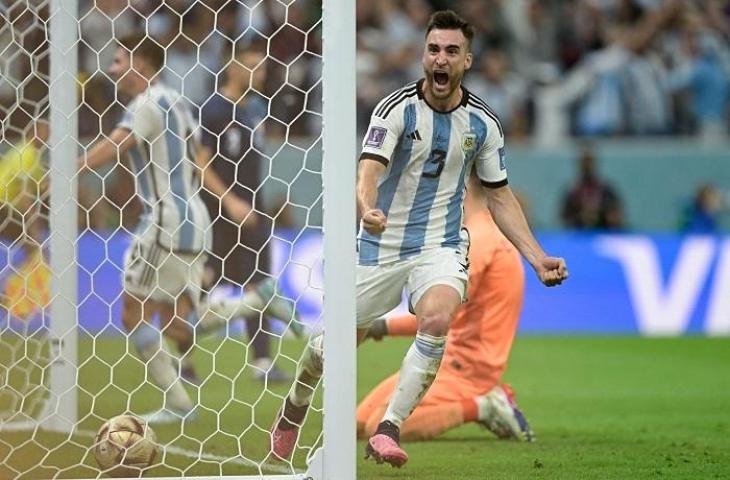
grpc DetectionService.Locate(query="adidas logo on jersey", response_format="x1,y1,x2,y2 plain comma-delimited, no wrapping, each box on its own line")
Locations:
407,130,422,141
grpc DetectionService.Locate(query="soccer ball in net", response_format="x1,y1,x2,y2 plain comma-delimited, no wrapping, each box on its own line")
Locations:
93,415,160,477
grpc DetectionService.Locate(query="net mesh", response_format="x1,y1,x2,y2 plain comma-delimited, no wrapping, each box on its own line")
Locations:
0,0,325,477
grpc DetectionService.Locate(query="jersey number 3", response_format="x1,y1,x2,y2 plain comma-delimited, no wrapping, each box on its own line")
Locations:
422,149,446,178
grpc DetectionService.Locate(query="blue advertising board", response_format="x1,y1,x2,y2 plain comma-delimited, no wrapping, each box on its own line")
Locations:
2,231,728,336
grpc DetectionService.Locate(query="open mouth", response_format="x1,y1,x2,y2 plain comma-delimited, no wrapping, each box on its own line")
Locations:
434,71,449,86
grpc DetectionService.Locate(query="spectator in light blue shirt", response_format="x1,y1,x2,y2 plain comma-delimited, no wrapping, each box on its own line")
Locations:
669,29,729,141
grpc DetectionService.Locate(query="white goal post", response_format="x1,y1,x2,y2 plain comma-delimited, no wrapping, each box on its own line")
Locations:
320,0,357,479
0,0,356,478
43,0,80,435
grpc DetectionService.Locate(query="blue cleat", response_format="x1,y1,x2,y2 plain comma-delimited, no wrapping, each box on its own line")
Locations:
477,384,535,442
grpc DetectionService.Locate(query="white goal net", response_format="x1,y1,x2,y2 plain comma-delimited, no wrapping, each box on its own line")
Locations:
0,0,355,479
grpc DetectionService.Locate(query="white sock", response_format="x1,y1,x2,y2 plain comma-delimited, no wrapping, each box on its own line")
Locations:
382,331,446,428
129,322,194,413
288,334,323,407
196,291,266,336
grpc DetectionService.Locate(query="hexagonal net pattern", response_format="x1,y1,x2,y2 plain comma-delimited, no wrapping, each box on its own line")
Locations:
0,0,332,478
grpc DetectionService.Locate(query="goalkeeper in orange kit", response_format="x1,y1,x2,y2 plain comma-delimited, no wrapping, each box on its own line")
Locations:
357,172,534,442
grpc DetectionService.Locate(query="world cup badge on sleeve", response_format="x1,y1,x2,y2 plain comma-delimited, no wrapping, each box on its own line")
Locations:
365,126,388,148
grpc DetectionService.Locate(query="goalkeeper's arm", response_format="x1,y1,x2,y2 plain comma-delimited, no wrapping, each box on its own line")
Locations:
365,314,418,341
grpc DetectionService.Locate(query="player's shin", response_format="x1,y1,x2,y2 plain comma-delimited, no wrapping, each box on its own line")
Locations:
288,333,323,407
271,334,323,460
129,322,194,414
381,332,445,427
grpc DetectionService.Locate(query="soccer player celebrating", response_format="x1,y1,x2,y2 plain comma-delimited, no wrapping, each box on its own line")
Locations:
357,172,533,443
81,34,298,423
271,10,567,467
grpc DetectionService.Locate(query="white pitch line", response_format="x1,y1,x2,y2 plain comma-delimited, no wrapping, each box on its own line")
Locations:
76,428,301,476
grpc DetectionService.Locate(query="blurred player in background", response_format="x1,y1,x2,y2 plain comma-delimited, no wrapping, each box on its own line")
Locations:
195,43,300,385
358,172,533,443
81,33,300,423
0,120,50,318
271,10,567,467
80,33,212,423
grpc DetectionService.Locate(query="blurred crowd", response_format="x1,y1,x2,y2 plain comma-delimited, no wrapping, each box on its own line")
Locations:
0,0,322,141
359,0,730,140
2,0,729,139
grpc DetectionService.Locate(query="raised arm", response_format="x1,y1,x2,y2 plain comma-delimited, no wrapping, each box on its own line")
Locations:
484,185,567,286
80,128,136,171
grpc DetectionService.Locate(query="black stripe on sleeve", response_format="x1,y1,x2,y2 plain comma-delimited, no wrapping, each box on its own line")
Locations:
480,178,508,189
359,153,389,166
469,94,500,119
374,85,418,118
381,90,419,119
374,90,402,118
468,98,504,138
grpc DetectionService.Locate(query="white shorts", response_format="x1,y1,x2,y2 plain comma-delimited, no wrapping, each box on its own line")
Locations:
123,239,207,309
357,246,469,329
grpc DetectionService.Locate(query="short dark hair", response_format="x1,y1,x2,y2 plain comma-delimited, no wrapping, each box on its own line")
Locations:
425,10,474,48
118,34,165,72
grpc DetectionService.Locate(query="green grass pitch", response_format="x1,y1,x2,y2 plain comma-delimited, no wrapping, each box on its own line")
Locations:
1,334,729,479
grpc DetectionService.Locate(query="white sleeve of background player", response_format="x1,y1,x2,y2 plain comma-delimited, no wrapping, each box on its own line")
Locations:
475,118,508,188
117,97,163,141
359,104,404,166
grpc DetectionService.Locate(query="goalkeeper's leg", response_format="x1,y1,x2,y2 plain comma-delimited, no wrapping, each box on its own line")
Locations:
359,374,534,442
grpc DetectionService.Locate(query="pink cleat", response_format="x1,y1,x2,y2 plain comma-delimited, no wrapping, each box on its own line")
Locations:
270,399,308,461
365,421,408,468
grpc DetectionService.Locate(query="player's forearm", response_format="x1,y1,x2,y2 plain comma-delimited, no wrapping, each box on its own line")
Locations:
197,148,230,200
80,140,118,170
79,128,135,171
356,159,386,214
357,181,377,217
486,186,547,270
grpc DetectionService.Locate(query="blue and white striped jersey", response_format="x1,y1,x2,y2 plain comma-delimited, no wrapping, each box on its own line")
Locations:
118,83,211,253
358,79,507,266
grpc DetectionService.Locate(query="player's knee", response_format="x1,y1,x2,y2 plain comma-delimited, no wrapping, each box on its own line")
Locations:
417,310,451,337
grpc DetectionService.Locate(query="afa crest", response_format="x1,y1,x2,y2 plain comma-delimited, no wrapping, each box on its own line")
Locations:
461,133,477,154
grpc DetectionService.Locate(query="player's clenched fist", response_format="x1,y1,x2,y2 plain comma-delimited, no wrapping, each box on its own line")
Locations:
362,208,387,235
536,256,569,287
